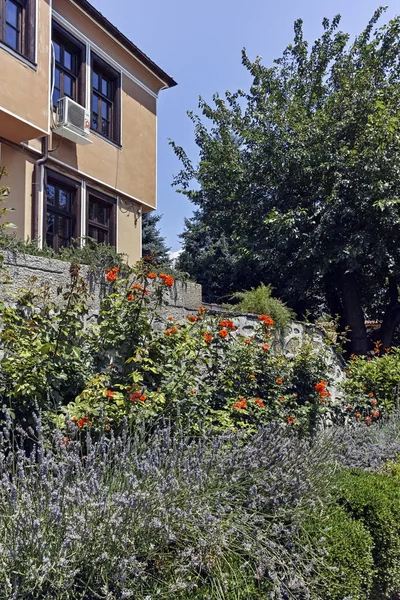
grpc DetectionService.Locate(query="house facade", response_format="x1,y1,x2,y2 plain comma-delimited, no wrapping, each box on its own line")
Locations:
0,0,176,263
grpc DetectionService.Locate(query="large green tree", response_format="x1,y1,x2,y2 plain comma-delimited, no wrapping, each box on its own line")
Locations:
173,8,400,354
141,212,171,266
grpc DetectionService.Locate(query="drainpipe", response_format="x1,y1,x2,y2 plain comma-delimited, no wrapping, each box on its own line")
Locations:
32,136,49,242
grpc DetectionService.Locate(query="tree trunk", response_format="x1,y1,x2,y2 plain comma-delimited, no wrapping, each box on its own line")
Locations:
323,274,346,332
378,276,400,350
337,271,369,355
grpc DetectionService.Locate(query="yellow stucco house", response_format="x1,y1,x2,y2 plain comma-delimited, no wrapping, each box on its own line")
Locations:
0,0,176,263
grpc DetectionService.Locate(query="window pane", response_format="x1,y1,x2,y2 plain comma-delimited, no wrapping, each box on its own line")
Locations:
102,120,109,137
54,68,60,89
53,42,61,62
58,189,71,211
47,212,55,233
92,113,98,130
101,77,109,97
6,1,19,28
58,217,70,240
92,94,98,114
64,50,72,70
64,75,73,98
101,102,109,120
46,184,56,205
93,71,99,91
5,25,18,50
88,225,98,241
53,88,60,105
98,229,108,244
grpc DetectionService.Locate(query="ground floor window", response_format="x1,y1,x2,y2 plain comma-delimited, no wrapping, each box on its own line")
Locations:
87,189,116,246
44,171,79,252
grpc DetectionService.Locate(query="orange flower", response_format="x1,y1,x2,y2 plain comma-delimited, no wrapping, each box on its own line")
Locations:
279,397,285,402
105,267,119,282
315,381,327,392
170,327,178,334
219,329,229,338
168,316,174,321
164,329,171,336
198,306,206,314
249,374,255,379
364,416,372,427
244,339,251,345
148,272,157,279
258,314,274,326
127,294,134,301
255,398,265,408
371,409,380,419
160,274,174,287
233,398,247,410
132,283,144,291
368,392,374,397
105,389,115,399
190,389,196,395
276,378,283,385
220,319,236,331
130,391,143,402
262,343,270,351
355,413,361,419
370,398,378,406
287,416,295,424
139,394,147,402
187,315,198,323
77,416,90,429
159,273,167,280
105,424,111,431
204,333,213,343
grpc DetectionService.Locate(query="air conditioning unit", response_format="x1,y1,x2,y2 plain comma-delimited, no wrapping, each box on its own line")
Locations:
54,97,92,145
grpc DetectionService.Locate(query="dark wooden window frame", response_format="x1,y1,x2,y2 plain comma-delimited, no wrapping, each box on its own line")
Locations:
0,0,36,62
91,53,121,145
44,170,81,252
87,187,116,246
52,21,86,108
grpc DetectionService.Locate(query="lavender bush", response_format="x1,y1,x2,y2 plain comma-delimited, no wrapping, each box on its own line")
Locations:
0,413,337,600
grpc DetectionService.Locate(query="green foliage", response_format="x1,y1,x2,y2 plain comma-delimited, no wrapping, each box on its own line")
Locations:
172,9,400,353
306,505,374,600
342,347,400,422
0,231,127,271
336,469,400,599
141,211,171,266
230,283,295,330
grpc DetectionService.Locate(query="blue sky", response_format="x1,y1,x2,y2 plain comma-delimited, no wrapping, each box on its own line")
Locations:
91,0,398,252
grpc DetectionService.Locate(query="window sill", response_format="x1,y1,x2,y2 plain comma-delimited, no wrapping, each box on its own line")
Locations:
90,129,122,150
0,42,37,70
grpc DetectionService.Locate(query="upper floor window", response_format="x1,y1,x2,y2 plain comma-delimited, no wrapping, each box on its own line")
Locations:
1,0,35,62
52,22,86,107
91,53,120,145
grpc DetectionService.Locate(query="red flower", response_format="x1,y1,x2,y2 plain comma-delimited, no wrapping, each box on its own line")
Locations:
170,327,178,334
233,398,247,410
203,333,213,343
148,272,157,279
244,339,251,345
355,413,361,419
371,410,380,419
368,392,374,397
220,319,236,331
276,378,283,385
315,381,328,392
190,389,196,395
168,316,174,321
159,274,174,287
77,416,90,429
279,397,285,402
249,374,255,379
164,329,171,336
258,314,274,326
262,343,270,351
132,283,144,291
129,392,146,402
255,398,265,408
287,416,295,424
198,306,206,314
127,294,134,301
187,315,198,323
219,329,229,338
105,267,119,282
159,273,167,279
105,389,115,399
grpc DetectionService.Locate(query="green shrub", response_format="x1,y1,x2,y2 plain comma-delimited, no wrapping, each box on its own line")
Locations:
306,505,374,600
342,348,400,424
337,469,400,599
230,283,295,330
